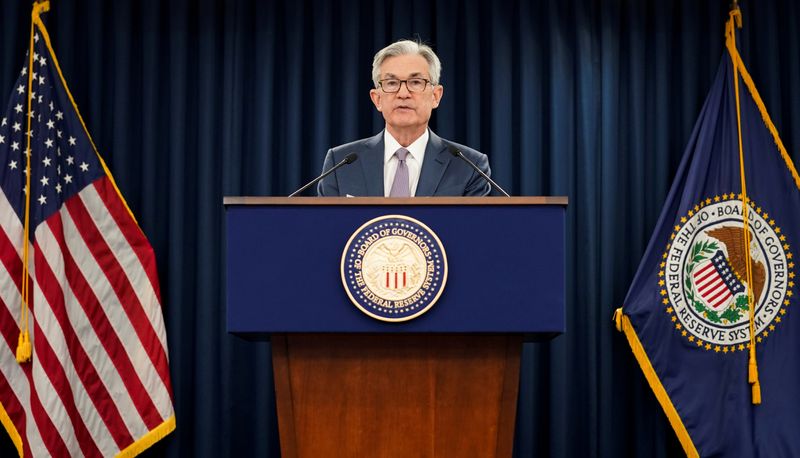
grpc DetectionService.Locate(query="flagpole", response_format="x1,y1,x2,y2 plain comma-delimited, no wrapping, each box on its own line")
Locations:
16,1,50,364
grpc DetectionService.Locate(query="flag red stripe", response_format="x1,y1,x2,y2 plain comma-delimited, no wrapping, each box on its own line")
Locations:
52,211,164,432
64,196,172,403
0,297,66,457
94,179,162,302
0,225,37,455
0,225,24,294
0,297,33,457
0,371,31,457
27,370,67,458
29,292,103,458
694,270,717,283
698,277,723,294
694,262,714,275
0,300,20,354
0,368,26,431
705,283,730,303
697,279,720,295
0,232,26,352
694,265,717,284
0,300,31,456
38,217,136,447
709,290,732,309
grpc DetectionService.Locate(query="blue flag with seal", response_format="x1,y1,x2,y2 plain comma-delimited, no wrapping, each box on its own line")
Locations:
615,8,800,457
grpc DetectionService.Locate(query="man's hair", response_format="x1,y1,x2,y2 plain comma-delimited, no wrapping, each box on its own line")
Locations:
371,39,442,87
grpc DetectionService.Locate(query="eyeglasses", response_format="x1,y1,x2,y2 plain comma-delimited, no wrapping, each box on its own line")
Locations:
378,78,431,93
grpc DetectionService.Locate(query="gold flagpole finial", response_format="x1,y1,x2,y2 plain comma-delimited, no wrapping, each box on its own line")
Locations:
32,0,50,17
730,0,743,28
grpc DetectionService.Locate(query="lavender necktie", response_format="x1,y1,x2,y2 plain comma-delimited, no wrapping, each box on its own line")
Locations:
389,148,410,197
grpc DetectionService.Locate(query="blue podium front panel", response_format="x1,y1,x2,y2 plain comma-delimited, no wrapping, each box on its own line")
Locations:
225,197,565,338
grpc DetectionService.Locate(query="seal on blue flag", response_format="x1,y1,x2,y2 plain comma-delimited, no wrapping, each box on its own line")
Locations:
661,195,793,352
341,215,448,322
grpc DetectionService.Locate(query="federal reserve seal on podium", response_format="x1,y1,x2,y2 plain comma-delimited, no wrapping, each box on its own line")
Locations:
341,215,448,322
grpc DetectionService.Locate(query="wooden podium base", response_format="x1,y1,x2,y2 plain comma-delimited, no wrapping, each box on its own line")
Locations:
271,334,522,458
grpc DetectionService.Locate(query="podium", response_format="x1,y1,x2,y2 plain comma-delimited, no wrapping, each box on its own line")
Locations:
225,197,566,458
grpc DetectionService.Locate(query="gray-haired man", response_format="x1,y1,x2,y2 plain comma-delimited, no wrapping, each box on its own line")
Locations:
317,40,492,197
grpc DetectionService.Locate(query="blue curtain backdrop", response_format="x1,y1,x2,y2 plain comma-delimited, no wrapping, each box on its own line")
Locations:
1,0,799,456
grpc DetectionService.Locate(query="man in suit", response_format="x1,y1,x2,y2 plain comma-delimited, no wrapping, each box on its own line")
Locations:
317,40,492,197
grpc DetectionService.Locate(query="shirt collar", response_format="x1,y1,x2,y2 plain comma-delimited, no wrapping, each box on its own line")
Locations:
383,129,429,163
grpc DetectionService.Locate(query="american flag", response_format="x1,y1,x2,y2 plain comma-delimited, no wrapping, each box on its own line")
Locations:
0,8,174,458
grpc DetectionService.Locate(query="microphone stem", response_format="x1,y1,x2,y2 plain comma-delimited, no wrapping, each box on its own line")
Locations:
289,159,343,197
455,151,510,197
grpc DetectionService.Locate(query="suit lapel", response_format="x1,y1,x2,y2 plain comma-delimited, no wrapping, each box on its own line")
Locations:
416,130,451,196
360,132,385,196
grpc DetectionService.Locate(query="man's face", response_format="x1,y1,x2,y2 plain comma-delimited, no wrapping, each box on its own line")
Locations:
370,54,443,134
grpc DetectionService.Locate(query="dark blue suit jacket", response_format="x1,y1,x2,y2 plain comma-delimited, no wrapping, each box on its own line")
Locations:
317,130,491,196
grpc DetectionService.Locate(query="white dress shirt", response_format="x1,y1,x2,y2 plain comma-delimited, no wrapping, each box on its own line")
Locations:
383,129,428,197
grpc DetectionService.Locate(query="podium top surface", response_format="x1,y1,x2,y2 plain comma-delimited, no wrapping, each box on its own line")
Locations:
223,196,568,206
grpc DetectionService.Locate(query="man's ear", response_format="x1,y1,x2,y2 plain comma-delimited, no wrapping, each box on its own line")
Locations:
370,89,382,111
432,85,443,109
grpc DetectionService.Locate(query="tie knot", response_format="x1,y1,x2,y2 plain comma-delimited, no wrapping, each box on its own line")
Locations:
395,148,409,162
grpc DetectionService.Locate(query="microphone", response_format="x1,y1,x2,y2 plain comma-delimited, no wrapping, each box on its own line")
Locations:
288,152,358,197
447,146,511,197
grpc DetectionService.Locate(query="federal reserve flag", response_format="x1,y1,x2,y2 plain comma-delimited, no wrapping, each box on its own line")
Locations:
615,10,800,457
0,3,175,457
